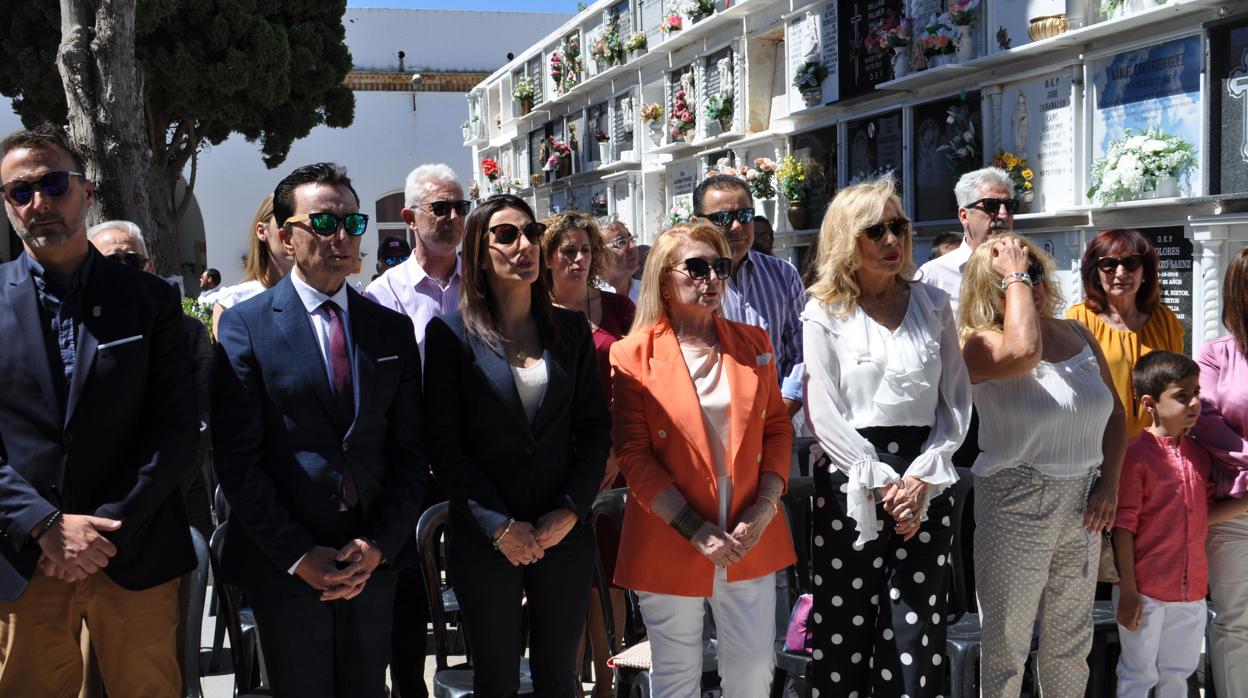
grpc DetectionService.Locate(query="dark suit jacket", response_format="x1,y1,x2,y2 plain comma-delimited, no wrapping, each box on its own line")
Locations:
0,248,198,600
211,275,427,584
423,308,611,541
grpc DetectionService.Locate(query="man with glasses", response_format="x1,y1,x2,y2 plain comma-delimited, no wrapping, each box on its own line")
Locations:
918,167,1019,315
213,162,427,697
0,124,199,695
599,220,641,303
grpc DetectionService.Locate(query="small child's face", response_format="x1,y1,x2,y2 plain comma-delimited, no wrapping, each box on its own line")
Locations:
1151,374,1202,432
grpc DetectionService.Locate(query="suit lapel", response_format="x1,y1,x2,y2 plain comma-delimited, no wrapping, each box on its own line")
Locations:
647,322,714,468
64,255,105,426
716,316,761,467
469,332,532,434
1,260,59,413
346,289,376,434
272,277,338,422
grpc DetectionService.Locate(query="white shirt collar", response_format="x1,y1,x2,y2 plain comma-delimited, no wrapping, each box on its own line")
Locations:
405,254,462,286
290,268,351,315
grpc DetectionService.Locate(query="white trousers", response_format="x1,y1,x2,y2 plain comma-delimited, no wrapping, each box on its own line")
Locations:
1208,513,1248,698
637,569,777,698
1112,588,1206,698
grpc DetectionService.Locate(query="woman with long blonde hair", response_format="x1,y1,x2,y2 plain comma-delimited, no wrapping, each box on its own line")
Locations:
959,233,1125,697
802,177,970,698
211,193,294,335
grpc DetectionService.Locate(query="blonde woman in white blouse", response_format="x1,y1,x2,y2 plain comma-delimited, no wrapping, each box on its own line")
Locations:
802,177,972,698
959,234,1125,698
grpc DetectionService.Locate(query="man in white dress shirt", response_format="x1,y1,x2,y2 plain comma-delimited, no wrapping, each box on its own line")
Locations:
917,167,1017,316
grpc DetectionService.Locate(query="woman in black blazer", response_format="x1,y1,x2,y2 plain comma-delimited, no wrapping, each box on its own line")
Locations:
423,194,612,698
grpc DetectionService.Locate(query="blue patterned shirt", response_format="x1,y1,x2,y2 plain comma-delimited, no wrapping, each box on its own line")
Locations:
721,250,806,400
26,251,93,406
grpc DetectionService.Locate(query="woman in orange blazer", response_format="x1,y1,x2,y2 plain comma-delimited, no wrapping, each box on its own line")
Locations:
609,222,796,698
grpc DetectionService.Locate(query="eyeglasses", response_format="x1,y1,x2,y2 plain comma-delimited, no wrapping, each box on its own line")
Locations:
702,208,755,229
0,170,85,206
862,217,910,241
1094,254,1143,273
1028,260,1045,285
108,251,148,270
558,245,592,261
284,212,369,237
382,254,409,267
488,221,546,245
605,234,637,250
423,200,472,217
966,197,1021,216
674,257,732,282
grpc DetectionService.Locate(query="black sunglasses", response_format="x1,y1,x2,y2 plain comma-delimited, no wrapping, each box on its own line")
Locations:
284,212,369,237
966,197,1021,216
0,170,85,206
702,208,755,229
424,200,472,217
488,221,546,245
675,257,732,282
108,251,148,270
1094,254,1143,273
382,254,409,267
863,217,910,241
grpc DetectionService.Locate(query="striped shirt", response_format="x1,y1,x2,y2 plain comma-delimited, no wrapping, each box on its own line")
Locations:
721,250,806,400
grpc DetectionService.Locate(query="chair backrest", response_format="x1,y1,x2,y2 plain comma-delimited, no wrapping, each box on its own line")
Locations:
416,501,457,671
947,468,976,618
793,437,818,477
213,484,230,525
590,487,649,647
590,488,625,655
781,476,815,600
206,523,266,694
182,527,210,698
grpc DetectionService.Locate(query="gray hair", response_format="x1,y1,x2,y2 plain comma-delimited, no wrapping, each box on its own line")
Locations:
403,164,461,208
88,220,146,251
953,167,1014,209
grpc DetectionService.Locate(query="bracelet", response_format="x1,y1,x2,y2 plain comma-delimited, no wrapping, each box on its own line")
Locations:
491,518,515,550
32,510,62,542
670,505,706,541
1000,272,1033,291
760,493,780,517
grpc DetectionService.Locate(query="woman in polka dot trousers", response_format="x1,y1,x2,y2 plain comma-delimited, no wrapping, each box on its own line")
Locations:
801,179,972,698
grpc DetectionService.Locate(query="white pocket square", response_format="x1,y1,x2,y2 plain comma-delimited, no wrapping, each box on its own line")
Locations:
377,355,400,363
98,335,143,350
756,353,772,365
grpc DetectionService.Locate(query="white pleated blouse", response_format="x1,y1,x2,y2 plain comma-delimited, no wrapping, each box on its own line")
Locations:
971,338,1112,479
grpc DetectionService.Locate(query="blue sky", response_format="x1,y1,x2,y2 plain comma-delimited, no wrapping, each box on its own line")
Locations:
349,0,579,12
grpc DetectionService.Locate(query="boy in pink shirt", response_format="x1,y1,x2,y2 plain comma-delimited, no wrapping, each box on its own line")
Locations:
1114,351,1248,697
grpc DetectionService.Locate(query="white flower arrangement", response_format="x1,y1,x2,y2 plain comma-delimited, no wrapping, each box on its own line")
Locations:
666,198,694,228
1087,128,1197,203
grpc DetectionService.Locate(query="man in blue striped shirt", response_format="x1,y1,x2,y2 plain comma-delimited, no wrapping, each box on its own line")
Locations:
693,174,806,417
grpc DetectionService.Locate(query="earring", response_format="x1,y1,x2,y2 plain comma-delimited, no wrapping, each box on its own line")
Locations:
661,289,671,299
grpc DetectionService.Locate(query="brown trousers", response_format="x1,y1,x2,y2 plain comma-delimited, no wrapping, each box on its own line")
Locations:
0,572,180,697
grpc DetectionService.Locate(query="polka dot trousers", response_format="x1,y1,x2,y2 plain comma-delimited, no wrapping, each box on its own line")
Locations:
810,466,955,698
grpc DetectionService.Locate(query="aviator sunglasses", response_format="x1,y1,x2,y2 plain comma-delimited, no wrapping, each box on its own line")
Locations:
863,217,910,241
488,221,546,245
284,212,369,237
0,170,85,206
674,257,732,282
702,208,755,229
424,200,472,217
1094,254,1143,274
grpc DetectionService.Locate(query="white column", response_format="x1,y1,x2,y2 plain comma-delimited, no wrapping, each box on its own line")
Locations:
982,83,1004,166
1193,229,1228,349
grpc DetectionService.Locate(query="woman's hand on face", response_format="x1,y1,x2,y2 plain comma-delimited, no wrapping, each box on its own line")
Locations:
690,522,748,568
1084,478,1118,533
497,521,545,566
991,237,1031,277
730,499,777,553
533,508,578,550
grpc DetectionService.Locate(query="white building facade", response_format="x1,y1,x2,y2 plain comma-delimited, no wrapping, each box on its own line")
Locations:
465,0,1248,351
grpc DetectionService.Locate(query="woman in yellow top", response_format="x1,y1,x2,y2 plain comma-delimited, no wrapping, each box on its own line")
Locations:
1066,228,1183,440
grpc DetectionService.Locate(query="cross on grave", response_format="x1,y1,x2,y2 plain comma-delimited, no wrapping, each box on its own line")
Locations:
1229,48,1248,161
850,2,863,81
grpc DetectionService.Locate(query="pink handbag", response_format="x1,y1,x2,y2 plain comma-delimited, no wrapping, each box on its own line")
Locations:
783,593,814,654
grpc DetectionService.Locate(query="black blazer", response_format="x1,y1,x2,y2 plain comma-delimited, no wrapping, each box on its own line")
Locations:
423,308,611,541
211,276,427,583
0,249,198,600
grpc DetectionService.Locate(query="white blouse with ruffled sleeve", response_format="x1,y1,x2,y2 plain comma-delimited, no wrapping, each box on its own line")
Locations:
801,281,972,549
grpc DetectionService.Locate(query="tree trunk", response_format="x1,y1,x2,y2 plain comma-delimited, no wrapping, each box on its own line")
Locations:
56,0,172,273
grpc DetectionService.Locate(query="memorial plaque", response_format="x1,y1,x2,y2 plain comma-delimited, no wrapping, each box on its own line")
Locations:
526,57,544,105
1000,70,1076,211
614,94,634,154
612,0,632,35
787,11,817,111
792,125,837,221
671,160,698,196
837,0,903,101
845,111,901,197
820,3,839,102
1209,15,1248,195
530,128,547,176
913,93,981,222
640,0,663,44
1142,226,1195,356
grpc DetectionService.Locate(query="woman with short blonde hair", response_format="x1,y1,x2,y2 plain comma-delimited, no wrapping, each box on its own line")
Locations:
802,177,970,698
611,222,795,698
960,233,1125,698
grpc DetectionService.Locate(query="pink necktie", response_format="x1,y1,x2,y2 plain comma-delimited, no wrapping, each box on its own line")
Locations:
322,301,358,507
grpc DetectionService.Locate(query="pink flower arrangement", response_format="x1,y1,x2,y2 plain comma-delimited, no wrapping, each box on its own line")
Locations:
481,158,500,181
670,89,695,139
550,51,564,85
920,14,958,57
545,136,572,169
948,0,980,26
866,12,911,51
660,15,683,33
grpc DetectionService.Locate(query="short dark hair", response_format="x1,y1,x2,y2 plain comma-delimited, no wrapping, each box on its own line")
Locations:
1132,350,1199,404
272,162,360,229
754,215,772,227
205,268,221,284
0,123,86,173
693,174,751,214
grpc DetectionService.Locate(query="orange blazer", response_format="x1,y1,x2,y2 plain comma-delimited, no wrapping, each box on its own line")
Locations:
609,315,796,597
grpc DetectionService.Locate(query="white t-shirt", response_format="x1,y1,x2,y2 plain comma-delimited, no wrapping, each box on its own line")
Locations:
214,279,268,310
916,240,972,317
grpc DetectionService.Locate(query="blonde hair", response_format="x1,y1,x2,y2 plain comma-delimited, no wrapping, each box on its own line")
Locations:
807,176,914,315
241,194,278,285
958,232,1064,337
540,211,608,288
632,222,732,332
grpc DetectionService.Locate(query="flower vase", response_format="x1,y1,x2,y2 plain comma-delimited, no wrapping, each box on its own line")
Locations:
717,114,734,133
801,88,822,107
786,200,811,231
927,53,950,69
629,48,645,61
758,199,776,223
892,47,910,79
558,157,572,178
520,97,533,116
1153,175,1179,199
597,141,612,163
956,26,975,62
647,122,664,146
461,127,471,142
1018,188,1035,213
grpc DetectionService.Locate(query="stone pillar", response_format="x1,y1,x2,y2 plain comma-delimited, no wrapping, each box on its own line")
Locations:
981,83,1004,166
1193,230,1228,347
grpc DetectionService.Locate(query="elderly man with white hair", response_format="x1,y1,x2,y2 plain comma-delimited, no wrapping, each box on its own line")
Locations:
917,167,1018,316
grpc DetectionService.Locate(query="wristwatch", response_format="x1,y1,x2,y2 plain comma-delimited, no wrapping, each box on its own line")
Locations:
1000,271,1033,291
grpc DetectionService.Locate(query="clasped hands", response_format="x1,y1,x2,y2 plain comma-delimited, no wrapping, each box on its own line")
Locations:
493,508,578,567
692,498,777,568
295,538,384,601
877,476,928,541
35,513,123,582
